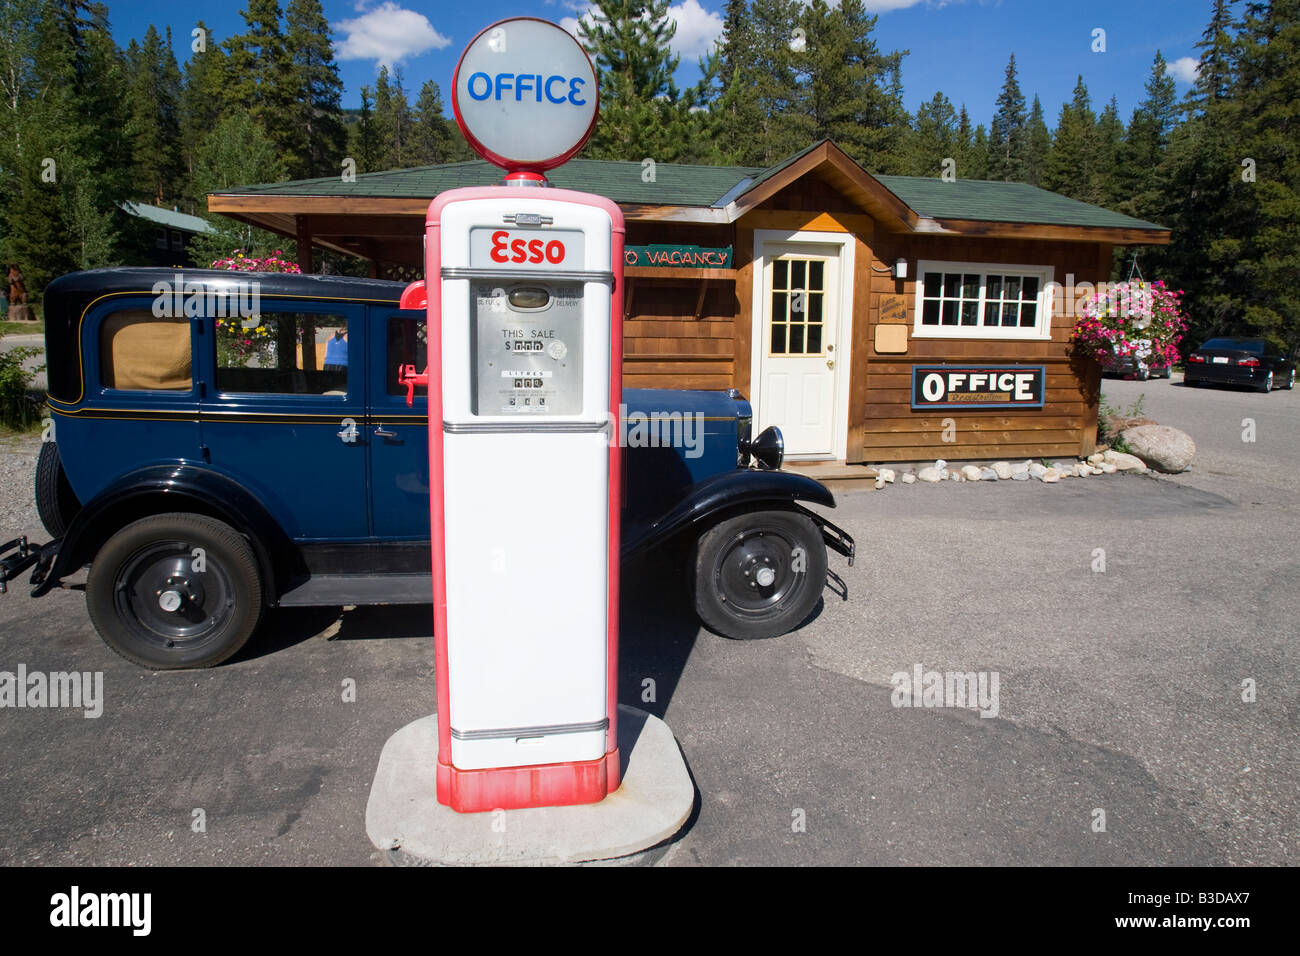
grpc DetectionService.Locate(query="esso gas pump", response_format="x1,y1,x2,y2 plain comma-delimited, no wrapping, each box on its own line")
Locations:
400,17,623,813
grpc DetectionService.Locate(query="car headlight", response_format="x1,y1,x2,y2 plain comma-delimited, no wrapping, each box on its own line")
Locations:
745,425,783,471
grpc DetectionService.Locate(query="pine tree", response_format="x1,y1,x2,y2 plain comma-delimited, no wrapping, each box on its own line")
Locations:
711,0,771,164
188,112,289,265
225,0,296,169
1025,95,1051,186
909,91,957,177
372,66,415,169
1093,96,1124,206
285,0,346,179
578,0,700,163
124,25,184,205
180,21,231,211
411,80,455,166
1118,51,1179,215
988,53,1028,182
351,85,380,173
1044,76,1098,201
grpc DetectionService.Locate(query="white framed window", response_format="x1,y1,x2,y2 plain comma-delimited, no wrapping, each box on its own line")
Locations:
911,260,1054,340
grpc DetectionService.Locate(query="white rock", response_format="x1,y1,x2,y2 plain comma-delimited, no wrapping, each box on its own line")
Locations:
917,466,942,483
980,467,998,481
1042,467,1060,483
1103,450,1148,472
1120,424,1196,473
1099,462,1118,474
935,459,947,471
879,468,896,483
992,461,1013,479
1087,453,1105,465
1029,463,1048,479
1010,462,1030,476
961,465,983,481
901,472,916,484
1010,471,1029,481
875,476,886,489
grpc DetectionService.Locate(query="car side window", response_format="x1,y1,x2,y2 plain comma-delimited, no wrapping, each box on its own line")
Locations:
100,309,192,391
386,317,427,397
215,312,349,395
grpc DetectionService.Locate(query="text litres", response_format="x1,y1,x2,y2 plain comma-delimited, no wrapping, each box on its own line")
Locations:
465,72,587,105
490,231,566,265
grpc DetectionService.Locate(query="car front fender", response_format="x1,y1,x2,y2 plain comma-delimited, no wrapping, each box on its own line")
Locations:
621,469,841,562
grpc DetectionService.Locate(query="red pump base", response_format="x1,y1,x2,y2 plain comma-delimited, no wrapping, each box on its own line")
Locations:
436,749,621,813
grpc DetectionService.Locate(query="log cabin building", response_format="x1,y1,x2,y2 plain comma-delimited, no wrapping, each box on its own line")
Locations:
208,139,1169,464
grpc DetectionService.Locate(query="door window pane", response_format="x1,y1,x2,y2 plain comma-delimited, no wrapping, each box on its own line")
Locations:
387,317,428,396
100,310,192,391
216,313,349,395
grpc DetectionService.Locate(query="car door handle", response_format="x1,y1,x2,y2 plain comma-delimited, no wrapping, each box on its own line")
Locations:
374,426,398,439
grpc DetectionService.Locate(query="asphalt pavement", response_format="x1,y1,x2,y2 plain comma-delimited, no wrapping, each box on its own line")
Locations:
0,373,1294,865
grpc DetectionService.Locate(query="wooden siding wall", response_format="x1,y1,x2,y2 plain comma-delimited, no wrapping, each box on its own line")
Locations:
860,235,1109,463
622,223,738,389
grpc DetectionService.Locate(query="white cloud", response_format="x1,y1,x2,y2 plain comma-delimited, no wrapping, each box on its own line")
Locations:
666,1,725,58
1166,56,1200,84
561,1,724,60
335,2,451,68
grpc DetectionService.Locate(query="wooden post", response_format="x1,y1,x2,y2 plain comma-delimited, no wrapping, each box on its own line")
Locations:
295,215,314,274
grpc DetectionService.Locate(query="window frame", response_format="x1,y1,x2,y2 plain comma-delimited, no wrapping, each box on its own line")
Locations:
911,260,1055,341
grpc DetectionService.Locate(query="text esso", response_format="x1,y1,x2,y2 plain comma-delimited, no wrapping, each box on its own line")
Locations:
920,370,1036,402
490,230,567,265
465,72,587,106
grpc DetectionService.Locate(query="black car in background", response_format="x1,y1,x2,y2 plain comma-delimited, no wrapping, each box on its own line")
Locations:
1184,337,1296,392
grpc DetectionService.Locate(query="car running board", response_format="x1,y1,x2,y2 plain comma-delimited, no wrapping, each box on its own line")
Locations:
277,573,434,607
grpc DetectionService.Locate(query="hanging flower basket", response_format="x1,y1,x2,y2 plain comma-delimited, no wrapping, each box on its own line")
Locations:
1072,280,1187,372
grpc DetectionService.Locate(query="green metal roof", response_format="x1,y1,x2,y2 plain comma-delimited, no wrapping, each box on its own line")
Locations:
229,158,767,208
218,146,1166,232
875,176,1166,231
122,200,213,233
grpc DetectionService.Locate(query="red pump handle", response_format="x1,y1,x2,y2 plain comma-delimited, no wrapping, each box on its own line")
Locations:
398,365,430,407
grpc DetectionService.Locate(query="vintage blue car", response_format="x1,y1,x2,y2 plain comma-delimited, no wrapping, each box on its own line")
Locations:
1,268,853,668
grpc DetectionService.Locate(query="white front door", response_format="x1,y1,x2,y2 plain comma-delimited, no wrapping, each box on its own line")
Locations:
756,243,841,458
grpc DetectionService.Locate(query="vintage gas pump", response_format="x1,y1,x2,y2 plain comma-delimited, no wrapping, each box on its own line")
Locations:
400,17,623,812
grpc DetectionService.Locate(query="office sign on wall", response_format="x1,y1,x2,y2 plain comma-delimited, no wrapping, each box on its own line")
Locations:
911,365,1046,410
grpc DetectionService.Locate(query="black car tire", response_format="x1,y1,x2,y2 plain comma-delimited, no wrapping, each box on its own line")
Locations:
1136,367,1150,381
1286,369,1295,390
86,513,263,669
34,440,82,538
690,508,827,640
1259,372,1273,393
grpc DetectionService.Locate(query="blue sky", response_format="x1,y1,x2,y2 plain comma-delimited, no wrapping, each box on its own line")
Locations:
108,0,1211,128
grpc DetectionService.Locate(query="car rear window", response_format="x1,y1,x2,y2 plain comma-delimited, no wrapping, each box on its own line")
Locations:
100,310,192,391
216,313,349,395
1202,338,1263,353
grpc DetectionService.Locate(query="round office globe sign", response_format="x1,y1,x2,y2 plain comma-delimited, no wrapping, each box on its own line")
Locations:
452,17,599,174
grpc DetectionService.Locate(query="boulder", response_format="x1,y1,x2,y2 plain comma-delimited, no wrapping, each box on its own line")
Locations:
1010,471,1029,481
1009,462,1030,476
1099,462,1118,474
961,465,983,481
917,466,942,483
1102,450,1148,473
1029,463,1048,479
879,468,896,483
874,476,886,490
992,461,1013,479
901,472,917,484
1042,467,1060,483
979,468,998,481
1120,425,1196,473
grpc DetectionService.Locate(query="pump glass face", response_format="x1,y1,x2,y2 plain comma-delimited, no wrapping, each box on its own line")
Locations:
470,282,583,415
